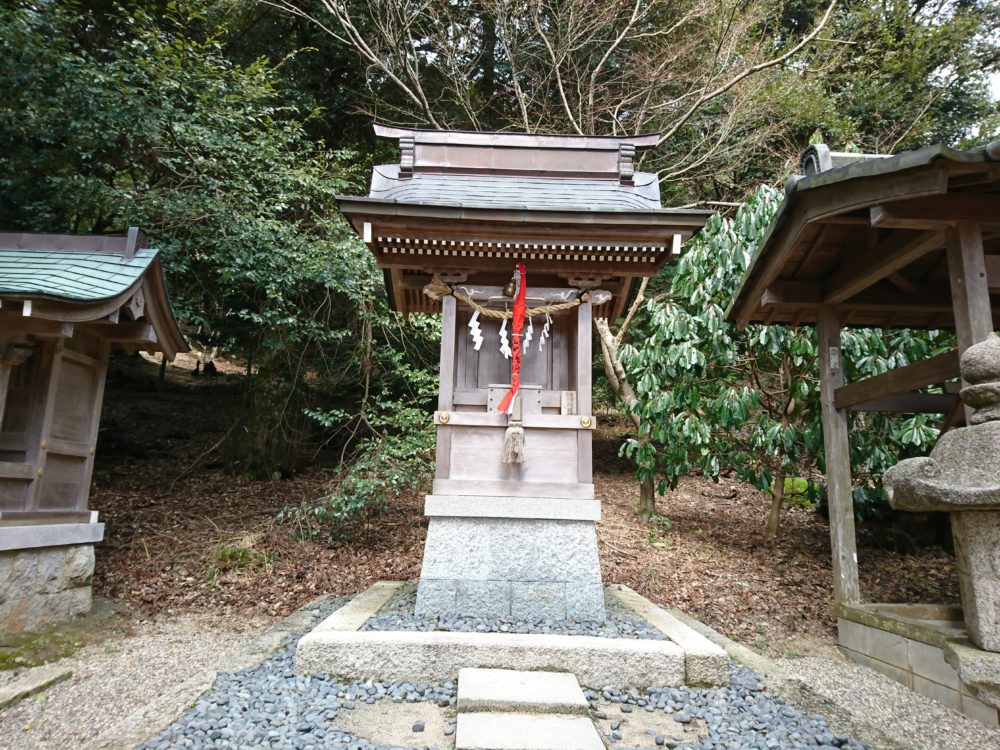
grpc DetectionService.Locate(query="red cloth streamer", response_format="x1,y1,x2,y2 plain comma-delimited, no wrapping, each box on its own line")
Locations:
496,262,527,414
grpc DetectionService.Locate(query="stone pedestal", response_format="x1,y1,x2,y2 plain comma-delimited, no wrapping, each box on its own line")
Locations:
415,496,605,621
951,511,1000,652
0,544,95,634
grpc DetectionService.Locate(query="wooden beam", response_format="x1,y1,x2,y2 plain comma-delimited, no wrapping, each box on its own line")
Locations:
887,272,917,295
847,392,957,413
813,215,871,226
824,231,945,304
817,305,860,605
0,461,35,481
763,280,953,313
0,315,73,339
871,195,1000,230
834,349,960,410
77,322,156,345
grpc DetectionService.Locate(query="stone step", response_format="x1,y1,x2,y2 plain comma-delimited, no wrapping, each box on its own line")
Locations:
458,667,589,715
455,712,604,750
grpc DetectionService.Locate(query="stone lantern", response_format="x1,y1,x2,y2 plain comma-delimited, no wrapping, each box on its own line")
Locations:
885,333,1000,653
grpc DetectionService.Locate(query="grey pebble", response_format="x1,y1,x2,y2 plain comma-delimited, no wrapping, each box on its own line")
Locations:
411,721,425,733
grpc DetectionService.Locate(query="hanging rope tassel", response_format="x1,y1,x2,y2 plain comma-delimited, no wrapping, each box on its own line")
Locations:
498,262,527,463
500,394,525,465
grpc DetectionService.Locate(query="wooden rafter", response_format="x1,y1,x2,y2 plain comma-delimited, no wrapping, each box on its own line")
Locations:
823,231,945,304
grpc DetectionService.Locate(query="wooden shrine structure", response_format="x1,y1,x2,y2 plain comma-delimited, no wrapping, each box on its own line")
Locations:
0,229,187,634
340,124,709,621
729,140,1000,724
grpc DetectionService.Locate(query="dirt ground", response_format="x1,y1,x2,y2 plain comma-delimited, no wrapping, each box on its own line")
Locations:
88,355,959,656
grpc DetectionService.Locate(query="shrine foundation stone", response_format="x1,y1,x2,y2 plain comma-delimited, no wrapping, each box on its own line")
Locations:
0,543,94,634
415,516,605,621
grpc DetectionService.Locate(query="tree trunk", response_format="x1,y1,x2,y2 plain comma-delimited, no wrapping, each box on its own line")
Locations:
638,471,655,522
765,471,785,538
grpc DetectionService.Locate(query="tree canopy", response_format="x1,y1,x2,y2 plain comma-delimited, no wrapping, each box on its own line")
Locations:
0,0,997,534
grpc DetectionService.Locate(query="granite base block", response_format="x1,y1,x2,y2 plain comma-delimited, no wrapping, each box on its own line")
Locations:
415,515,606,621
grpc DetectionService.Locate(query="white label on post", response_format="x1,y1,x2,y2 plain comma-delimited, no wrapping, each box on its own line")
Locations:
362,221,372,244
830,346,840,372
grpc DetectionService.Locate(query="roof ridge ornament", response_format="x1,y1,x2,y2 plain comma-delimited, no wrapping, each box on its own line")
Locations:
399,134,415,179
618,143,636,186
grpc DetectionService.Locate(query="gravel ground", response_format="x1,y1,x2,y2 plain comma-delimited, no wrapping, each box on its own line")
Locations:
140,596,458,750
588,667,875,750
778,655,1000,750
0,610,273,750
361,587,667,639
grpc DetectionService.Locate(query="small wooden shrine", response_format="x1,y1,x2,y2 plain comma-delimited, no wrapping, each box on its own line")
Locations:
0,229,187,634
729,140,1000,725
340,125,708,621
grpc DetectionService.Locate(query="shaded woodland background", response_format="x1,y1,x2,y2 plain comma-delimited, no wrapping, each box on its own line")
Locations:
0,1,998,637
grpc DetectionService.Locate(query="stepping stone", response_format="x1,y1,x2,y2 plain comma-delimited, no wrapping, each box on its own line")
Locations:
456,712,604,750
458,668,588,715
0,667,72,709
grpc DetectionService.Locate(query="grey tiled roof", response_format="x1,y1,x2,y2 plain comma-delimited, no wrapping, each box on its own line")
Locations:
369,165,663,211
0,247,157,302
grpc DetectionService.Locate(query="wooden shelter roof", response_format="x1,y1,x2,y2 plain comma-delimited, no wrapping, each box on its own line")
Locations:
0,230,188,358
339,124,710,320
729,141,1000,330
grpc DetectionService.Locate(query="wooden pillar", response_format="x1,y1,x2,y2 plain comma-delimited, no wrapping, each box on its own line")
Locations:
946,223,994,419
0,359,11,430
817,305,861,604
78,341,110,511
435,295,457,480
576,299,593,484
23,340,63,511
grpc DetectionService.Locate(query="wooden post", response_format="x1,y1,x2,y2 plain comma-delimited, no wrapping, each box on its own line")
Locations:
817,305,861,604
435,295,457,479
0,359,11,430
946,223,994,419
78,340,110,511
23,341,63,511
576,299,593,484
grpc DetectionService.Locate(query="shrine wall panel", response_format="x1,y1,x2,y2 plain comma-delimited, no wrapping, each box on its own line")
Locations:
453,308,573,396
37,453,86,511
447,426,579,484
50,358,97,442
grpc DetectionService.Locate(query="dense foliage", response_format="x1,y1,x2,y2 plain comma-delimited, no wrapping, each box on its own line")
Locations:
622,188,949,529
0,1,997,536
0,3,438,486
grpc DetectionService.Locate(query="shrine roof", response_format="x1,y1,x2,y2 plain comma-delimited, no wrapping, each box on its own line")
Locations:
0,230,188,358
339,125,712,319
366,164,662,212
727,140,1000,331
0,245,158,302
